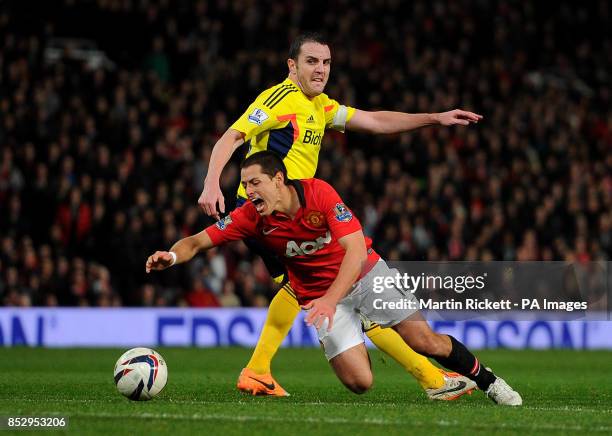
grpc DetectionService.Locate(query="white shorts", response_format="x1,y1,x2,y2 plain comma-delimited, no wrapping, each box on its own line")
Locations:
316,260,418,360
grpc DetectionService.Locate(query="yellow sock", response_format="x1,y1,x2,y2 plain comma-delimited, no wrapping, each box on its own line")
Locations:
365,324,444,389
246,284,300,374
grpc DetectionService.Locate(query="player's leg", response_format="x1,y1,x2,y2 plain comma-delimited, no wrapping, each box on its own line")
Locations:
363,317,475,400
244,283,298,374
317,299,373,394
392,312,522,405
237,237,295,396
356,260,476,401
237,283,297,396
328,343,373,394
362,319,444,390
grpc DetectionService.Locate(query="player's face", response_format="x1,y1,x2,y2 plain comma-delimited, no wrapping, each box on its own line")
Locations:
291,42,331,97
241,165,283,216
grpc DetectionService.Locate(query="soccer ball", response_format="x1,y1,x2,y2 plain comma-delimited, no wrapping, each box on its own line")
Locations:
113,347,168,401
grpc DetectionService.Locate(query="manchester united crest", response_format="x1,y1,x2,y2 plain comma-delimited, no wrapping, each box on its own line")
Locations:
304,210,325,228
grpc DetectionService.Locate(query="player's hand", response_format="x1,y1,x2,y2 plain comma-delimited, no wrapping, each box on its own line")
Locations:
435,109,483,126
302,296,337,331
145,251,175,273
198,182,225,220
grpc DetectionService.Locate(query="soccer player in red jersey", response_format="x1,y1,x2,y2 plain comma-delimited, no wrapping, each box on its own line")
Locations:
147,151,521,405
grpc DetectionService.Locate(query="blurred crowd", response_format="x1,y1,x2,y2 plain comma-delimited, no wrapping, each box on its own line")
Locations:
1,0,610,307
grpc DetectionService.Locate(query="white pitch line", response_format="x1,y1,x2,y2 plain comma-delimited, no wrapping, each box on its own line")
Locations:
1,398,611,415
56,411,612,432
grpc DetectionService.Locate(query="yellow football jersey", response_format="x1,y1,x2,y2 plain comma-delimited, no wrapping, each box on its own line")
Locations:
231,78,355,198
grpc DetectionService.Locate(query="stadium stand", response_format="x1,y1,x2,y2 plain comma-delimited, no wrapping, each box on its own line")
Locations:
0,0,610,307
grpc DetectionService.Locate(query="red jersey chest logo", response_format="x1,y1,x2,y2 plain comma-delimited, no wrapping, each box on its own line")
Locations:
303,210,325,228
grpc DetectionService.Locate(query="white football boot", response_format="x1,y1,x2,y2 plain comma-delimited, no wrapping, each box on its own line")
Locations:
485,376,523,406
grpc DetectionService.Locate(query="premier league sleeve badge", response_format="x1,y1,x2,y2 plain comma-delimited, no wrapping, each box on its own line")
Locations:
333,203,353,222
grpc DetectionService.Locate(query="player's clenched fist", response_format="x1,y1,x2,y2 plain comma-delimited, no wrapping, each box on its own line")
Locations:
145,251,176,273
198,182,225,221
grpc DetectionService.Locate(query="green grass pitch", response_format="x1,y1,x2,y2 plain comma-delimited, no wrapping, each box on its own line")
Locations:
0,348,611,435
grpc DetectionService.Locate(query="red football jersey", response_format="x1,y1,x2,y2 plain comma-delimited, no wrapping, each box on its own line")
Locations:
205,178,380,304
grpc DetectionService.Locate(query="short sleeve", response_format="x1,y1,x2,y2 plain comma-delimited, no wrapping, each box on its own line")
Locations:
312,179,363,239
230,91,286,141
322,95,356,132
205,203,259,245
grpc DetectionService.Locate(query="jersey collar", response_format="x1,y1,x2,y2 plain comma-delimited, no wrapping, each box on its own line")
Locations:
288,179,306,207
283,77,300,91
268,180,306,221
285,77,308,99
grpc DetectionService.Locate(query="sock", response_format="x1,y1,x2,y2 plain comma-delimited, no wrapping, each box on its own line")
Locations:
246,284,300,374
366,324,444,389
434,336,496,390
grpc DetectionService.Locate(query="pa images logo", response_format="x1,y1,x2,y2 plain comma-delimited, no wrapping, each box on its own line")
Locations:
215,216,233,230
334,203,353,222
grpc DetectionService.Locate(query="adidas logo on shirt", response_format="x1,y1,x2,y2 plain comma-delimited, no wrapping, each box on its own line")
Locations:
306,115,315,123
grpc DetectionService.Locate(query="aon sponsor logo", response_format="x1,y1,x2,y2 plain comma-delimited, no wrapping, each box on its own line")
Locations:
285,231,331,257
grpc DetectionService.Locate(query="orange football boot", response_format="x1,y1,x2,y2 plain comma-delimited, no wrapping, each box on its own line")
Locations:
236,368,290,397
425,369,477,401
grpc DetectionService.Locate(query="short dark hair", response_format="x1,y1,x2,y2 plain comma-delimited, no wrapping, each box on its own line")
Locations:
288,32,329,60
241,151,290,185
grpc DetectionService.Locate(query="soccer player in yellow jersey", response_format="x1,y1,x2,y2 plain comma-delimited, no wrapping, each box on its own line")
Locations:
198,33,482,399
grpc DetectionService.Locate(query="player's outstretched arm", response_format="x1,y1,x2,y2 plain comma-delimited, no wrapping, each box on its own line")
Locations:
346,109,483,134
145,230,215,273
303,231,367,330
198,128,245,219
